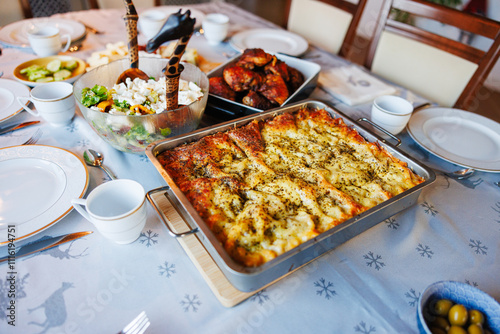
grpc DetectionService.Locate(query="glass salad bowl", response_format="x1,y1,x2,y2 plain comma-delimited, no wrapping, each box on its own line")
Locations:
73,57,209,154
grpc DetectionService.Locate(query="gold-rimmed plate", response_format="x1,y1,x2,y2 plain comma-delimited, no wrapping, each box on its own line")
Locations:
13,55,87,87
0,145,89,244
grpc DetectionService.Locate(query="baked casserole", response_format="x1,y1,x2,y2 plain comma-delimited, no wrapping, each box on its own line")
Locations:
158,107,424,267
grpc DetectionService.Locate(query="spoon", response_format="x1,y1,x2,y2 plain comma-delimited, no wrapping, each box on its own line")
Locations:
83,149,117,180
436,167,475,180
116,0,150,84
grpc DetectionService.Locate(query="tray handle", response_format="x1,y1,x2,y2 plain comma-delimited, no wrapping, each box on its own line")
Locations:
357,117,402,147
146,186,199,238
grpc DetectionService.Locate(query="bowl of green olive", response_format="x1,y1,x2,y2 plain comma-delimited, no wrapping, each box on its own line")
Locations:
417,281,500,334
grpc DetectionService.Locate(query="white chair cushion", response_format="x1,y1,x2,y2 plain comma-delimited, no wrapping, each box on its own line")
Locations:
371,31,478,107
287,0,353,54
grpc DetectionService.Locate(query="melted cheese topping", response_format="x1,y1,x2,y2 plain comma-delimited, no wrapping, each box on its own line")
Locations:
158,107,424,267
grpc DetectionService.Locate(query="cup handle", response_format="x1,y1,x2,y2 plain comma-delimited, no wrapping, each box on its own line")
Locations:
71,198,91,222
16,96,39,116
61,34,71,53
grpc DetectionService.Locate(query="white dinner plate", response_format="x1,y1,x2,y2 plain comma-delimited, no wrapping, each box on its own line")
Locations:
0,18,86,49
150,7,206,28
230,28,309,57
0,79,31,123
0,145,89,244
407,107,500,172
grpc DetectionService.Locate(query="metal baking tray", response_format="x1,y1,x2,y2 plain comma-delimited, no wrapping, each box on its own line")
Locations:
206,52,321,119
146,100,436,292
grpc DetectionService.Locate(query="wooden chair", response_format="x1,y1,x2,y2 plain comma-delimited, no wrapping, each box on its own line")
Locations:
285,0,368,58
364,0,500,110
19,0,100,18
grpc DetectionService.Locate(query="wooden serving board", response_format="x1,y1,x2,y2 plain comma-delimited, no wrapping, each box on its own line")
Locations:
149,190,260,307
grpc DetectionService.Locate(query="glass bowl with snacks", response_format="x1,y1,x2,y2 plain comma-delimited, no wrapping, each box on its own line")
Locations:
73,57,209,154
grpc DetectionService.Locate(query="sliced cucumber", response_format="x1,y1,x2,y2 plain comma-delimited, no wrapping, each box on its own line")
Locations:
63,60,78,70
53,69,72,81
46,59,62,72
36,77,55,83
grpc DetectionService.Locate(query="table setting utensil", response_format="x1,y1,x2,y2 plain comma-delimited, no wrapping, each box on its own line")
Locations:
116,0,150,84
22,129,42,145
83,149,116,180
118,311,150,334
438,167,475,180
79,21,103,35
0,121,40,135
0,231,93,264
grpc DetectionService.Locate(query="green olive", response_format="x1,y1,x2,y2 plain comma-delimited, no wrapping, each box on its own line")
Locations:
467,324,484,334
434,299,454,316
430,316,451,331
469,310,485,325
448,325,468,334
429,326,447,334
449,304,468,327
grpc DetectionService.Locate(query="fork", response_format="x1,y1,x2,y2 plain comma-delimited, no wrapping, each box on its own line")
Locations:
118,311,150,334
22,129,42,145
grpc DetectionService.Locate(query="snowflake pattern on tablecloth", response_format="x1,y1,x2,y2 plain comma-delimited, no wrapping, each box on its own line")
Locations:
158,261,176,278
363,251,385,270
416,244,434,259
139,155,149,162
354,321,376,334
139,230,159,247
460,177,483,189
314,278,336,300
493,202,500,228
385,217,399,230
77,139,91,147
465,280,479,287
421,202,438,216
405,288,420,307
0,273,29,321
469,239,487,255
181,294,201,312
67,123,78,133
250,290,270,305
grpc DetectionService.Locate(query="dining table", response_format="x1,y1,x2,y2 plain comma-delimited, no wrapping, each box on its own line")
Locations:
1,2,499,334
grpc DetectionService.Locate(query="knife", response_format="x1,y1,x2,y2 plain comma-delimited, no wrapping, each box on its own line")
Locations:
0,121,40,136
0,231,93,264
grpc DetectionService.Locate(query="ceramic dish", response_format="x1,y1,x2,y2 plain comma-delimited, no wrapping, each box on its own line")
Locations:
0,79,31,123
13,55,87,87
417,281,500,334
207,52,320,118
408,107,500,172
230,28,309,57
0,18,86,49
0,145,89,245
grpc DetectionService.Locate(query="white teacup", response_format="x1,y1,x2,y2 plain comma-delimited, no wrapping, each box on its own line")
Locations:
371,95,414,135
28,26,71,57
17,82,75,126
71,179,147,244
202,13,229,45
139,10,167,40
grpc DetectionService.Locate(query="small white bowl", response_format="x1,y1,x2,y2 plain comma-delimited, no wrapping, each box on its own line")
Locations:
417,281,500,334
371,95,413,135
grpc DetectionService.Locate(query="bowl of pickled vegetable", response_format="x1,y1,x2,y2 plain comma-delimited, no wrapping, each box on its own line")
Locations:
417,281,500,334
73,57,209,154
14,55,86,87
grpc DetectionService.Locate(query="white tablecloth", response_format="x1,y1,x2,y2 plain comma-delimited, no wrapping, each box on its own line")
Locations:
0,3,499,334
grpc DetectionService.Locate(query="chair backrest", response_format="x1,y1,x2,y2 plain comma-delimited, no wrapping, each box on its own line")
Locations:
364,0,500,109
19,0,100,18
285,0,367,58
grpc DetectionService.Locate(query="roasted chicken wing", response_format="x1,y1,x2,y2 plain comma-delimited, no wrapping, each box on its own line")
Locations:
242,90,275,110
287,66,305,92
223,65,262,92
258,73,289,106
264,56,289,82
209,77,237,101
236,48,273,69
